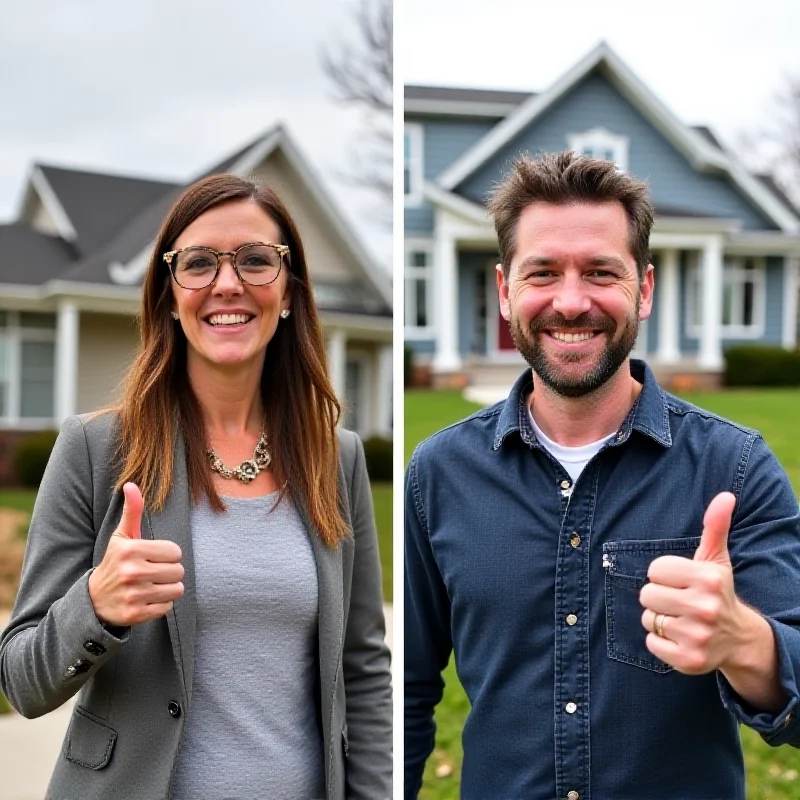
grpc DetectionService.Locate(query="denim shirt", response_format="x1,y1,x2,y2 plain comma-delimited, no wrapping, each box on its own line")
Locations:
405,361,800,800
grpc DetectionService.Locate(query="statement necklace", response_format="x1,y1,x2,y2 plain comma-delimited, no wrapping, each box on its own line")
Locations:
207,429,271,484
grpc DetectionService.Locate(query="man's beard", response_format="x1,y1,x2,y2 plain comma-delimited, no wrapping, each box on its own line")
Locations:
509,301,640,398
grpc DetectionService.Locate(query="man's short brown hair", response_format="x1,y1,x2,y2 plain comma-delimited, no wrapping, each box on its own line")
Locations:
487,151,654,280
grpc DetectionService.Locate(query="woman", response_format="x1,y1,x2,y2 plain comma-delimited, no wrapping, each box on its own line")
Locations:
0,175,392,800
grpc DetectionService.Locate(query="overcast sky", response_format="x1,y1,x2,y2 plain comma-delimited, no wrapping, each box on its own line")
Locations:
0,0,391,266
403,0,799,159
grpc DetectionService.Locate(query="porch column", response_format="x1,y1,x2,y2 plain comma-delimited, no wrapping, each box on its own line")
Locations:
55,300,79,423
656,248,680,364
782,256,799,349
373,343,392,437
432,229,461,373
327,328,347,404
699,237,723,370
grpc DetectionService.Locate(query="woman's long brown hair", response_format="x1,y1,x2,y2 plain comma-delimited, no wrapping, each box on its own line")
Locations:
115,174,347,547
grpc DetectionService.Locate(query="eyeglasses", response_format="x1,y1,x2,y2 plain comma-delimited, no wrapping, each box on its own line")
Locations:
163,242,289,289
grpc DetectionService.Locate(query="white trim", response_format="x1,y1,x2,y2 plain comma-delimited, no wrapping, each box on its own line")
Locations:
404,239,435,338
318,311,392,337
686,254,767,341
55,301,79,423
404,123,424,206
656,249,681,364
29,166,79,242
567,127,629,172
423,182,493,228
327,328,347,407
431,219,461,372
374,344,393,436
404,98,522,117
725,232,800,256
652,216,741,235
110,125,393,310
783,257,799,349
437,42,800,233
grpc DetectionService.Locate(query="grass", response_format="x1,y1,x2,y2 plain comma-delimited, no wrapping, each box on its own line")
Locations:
371,482,393,602
405,386,800,800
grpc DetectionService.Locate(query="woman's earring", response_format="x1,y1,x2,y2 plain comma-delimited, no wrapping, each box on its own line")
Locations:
280,309,291,319
171,311,179,320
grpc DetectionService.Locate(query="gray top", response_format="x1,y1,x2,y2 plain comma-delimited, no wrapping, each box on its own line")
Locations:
169,492,323,800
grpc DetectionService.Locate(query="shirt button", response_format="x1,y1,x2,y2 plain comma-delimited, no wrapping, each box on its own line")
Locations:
570,534,581,548
568,792,580,800
566,702,577,714
616,430,624,440
168,701,182,718
566,614,578,626
560,479,571,489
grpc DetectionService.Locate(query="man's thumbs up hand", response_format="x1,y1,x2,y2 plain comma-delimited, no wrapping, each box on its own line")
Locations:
638,492,745,675
88,483,184,628
693,491,736,566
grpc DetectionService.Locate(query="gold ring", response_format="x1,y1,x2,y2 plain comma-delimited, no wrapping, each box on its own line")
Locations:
654,613,667,638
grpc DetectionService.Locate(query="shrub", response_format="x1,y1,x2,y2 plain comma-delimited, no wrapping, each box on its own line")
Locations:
14,430,59,487
724,346,800,387
404,346,413,387
0,690,12,715
362,436,393,482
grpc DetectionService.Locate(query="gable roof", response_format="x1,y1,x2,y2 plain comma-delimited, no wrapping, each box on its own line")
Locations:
437,41,800,233
36,165,179,255
106,125,392,310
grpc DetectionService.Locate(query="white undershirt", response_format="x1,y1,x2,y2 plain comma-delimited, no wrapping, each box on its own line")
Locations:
528,407,616,483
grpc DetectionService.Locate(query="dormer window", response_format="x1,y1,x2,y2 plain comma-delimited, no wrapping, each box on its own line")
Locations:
567,127,629,172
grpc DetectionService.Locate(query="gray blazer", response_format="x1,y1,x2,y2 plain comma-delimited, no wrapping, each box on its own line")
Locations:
0,413,392,799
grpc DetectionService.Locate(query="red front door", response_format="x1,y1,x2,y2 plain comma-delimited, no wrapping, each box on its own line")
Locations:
497,308,516,350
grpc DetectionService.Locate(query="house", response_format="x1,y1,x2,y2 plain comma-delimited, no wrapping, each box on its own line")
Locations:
0,125,392,455
404,42,800,394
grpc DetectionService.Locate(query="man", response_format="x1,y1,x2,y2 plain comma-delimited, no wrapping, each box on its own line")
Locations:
405,152,800,800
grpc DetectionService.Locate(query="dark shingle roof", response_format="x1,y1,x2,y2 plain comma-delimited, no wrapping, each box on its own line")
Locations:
60,187,185,284
39,165,179,256
755,174,800,220
691,125,724,150
405,85,534,106
0,225,77,284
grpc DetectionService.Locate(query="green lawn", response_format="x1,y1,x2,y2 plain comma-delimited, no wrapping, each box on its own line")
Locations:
405,386,800,800
371,482,393,602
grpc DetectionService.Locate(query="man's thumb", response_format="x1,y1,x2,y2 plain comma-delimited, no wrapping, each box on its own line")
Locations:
118,482,144,539
694,491,736,563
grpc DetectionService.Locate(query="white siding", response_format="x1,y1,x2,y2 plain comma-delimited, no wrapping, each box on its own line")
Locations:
251,152,353,282
77,313,139,412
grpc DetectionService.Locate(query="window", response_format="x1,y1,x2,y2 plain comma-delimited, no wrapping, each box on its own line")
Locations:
686,256,765,338
404,124,424,205
0,311,56,424
405,243,434,336
567,127,629,172
343,353,370,436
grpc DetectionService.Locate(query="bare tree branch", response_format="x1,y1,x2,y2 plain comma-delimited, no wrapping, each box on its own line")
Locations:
736,72,800,207
322,0,393,222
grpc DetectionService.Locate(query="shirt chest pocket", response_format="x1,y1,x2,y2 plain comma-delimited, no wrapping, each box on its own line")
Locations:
603,537,701,673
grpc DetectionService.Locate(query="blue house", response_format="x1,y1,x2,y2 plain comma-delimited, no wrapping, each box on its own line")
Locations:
404,42,800,393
